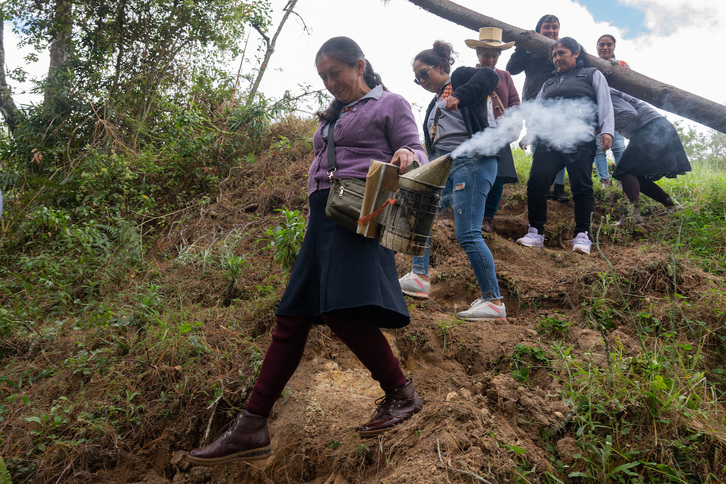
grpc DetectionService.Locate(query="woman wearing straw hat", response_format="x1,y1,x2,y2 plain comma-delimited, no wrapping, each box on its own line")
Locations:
465,27,521,233
399,40,506,321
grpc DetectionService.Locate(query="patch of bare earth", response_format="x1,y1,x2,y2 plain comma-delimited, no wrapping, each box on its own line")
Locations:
51,147,723,483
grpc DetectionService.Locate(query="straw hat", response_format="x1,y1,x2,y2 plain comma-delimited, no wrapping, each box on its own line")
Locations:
465,27,515,50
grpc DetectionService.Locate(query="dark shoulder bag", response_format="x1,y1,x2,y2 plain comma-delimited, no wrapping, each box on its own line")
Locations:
324,119,367,233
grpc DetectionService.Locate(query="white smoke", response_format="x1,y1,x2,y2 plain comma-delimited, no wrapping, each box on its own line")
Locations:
451,97,598,159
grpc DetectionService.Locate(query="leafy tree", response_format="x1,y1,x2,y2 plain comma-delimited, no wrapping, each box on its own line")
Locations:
1,0,272,156
674,121,726,170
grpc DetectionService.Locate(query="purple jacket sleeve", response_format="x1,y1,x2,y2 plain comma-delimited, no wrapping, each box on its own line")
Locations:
385,94,428,165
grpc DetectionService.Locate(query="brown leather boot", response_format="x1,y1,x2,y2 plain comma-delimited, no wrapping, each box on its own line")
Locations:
359,379,423,438
187,411,271,465
482,216,494,233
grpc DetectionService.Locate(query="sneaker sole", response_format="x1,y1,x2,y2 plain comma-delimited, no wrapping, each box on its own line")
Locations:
573,247,591,254
401,289,429,299
186,446,271,465
517,242,544,248
457,315,507,321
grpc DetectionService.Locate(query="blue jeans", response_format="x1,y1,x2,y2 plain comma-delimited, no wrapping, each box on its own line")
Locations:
412,153,502,300
594,132,626,179
553,167,566,185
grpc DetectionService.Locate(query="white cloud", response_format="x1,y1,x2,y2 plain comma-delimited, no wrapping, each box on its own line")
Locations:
622,0,722,34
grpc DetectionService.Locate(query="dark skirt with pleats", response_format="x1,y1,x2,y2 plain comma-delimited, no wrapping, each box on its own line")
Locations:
612,117,691,182
275,189,410,329
495,145,518,184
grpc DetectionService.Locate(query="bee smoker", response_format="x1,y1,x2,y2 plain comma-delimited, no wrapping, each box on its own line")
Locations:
378,154,453,256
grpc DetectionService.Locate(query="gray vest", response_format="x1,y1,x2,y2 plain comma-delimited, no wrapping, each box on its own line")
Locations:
541,67,597,102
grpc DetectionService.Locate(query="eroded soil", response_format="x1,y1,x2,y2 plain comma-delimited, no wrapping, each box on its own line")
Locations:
8,141,722,483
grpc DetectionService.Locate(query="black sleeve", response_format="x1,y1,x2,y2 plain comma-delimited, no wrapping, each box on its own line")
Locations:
450,67,499,107
506,47,533,75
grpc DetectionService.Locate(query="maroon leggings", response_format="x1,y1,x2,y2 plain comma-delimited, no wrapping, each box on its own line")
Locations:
245,311,407,417
620,174,674,207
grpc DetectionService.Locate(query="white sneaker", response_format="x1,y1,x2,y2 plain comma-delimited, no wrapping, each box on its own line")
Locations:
516,227,544,248
398,271,430,299
457,299,506,321
572,232,592,254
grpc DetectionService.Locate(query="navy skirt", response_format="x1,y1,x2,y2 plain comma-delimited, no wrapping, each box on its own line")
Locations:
495,145,518,184
613,117,691,182
275,189,410,329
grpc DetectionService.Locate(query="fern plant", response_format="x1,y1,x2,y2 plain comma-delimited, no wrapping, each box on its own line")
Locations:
0,455,11,484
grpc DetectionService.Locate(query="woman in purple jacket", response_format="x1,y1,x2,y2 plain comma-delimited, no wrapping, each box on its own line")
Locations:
188,36,427,466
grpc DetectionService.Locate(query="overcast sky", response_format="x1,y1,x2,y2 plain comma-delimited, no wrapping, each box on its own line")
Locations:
5,0,725,135
260,0,725,133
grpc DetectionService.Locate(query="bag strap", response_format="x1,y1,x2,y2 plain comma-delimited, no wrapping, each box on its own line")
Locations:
357,198,398,226
492,91,506,114
327,120,337,178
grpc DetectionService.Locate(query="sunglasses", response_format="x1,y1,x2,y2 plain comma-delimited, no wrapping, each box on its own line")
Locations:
414,65,434,85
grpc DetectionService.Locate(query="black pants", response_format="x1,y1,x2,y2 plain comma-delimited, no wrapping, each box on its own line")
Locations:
527,140,596,236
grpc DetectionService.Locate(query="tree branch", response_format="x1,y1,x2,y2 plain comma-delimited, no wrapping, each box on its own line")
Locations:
246,0,299,106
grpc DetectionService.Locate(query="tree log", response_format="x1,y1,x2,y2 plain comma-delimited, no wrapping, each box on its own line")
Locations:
407,0,726,134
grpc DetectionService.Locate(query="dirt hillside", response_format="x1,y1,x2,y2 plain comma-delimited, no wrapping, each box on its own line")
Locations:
44,136,723,483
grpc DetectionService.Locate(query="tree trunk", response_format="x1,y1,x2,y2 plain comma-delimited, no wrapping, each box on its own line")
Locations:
246,0,299,106
44,0,73,106
0,15,21,135
407,0,726,134
110,0,127,99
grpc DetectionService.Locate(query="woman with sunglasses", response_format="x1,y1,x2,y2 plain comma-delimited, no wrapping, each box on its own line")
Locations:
399,40,506,321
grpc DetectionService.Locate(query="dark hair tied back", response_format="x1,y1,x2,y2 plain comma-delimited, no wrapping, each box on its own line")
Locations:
553,36,591,66
413,40,456,74
315,36,387,122
597,34,617,45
